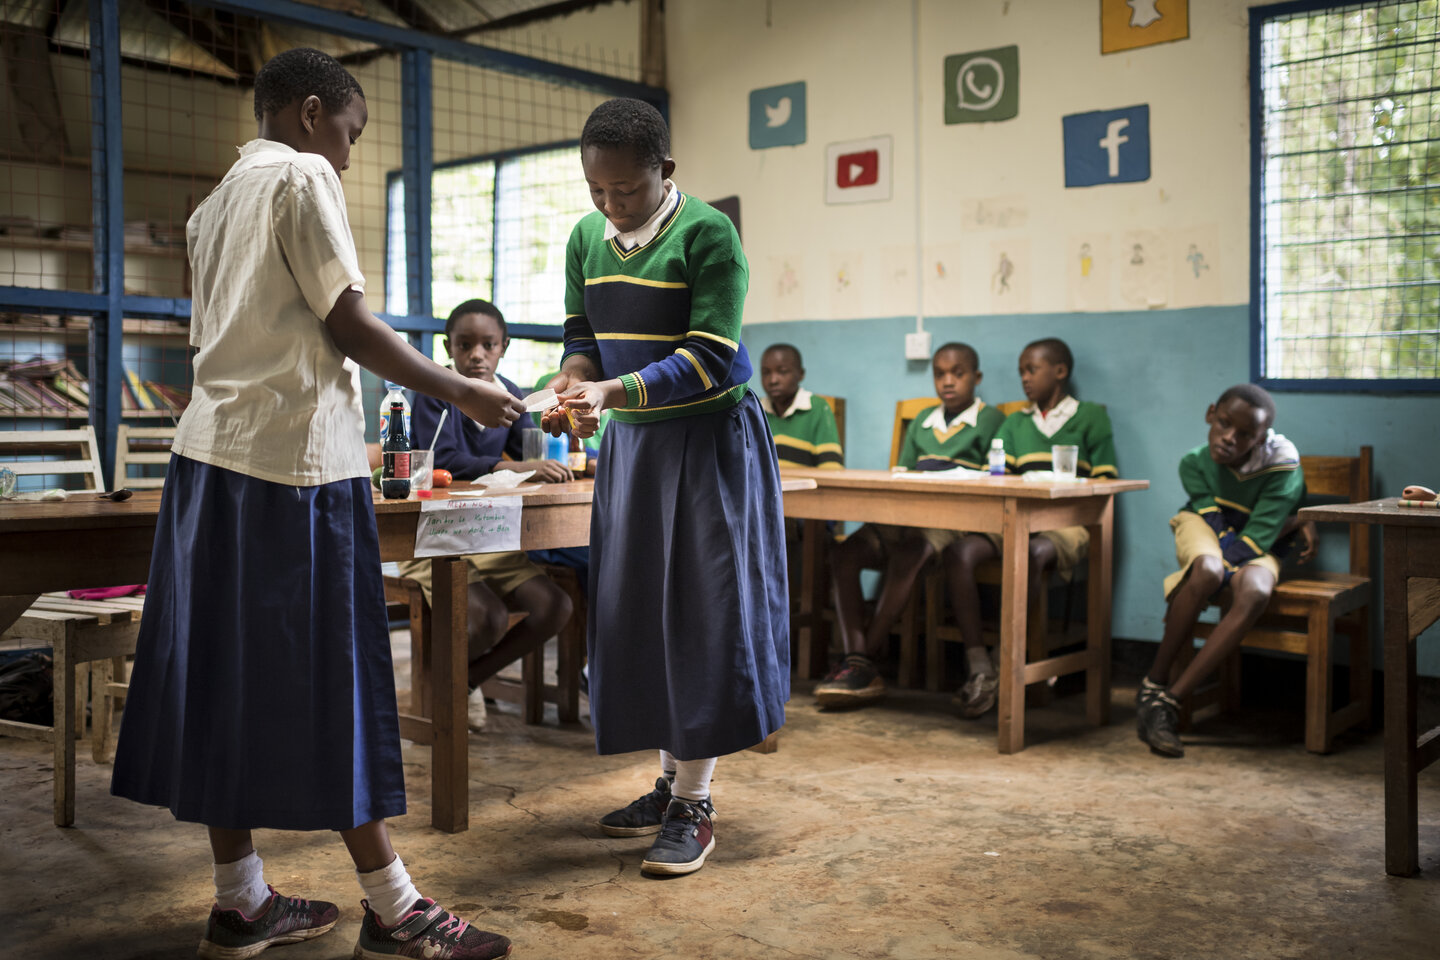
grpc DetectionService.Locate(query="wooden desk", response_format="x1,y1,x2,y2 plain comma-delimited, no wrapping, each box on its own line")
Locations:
780,468,1149,754
1300,498,1440,876
0,481,593,834
0,475,817,833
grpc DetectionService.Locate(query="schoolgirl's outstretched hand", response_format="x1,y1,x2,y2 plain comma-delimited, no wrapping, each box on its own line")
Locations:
458,377,525,429
555,379,624,439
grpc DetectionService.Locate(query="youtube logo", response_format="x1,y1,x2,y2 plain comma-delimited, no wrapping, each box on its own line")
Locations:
836,149,879,189
825,135,891,204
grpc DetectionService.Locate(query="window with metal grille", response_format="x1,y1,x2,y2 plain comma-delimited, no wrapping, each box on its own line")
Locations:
1252,0,1440,389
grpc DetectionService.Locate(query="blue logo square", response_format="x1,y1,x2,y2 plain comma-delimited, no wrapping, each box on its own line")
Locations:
749,82,806,150
1062,105,1150,187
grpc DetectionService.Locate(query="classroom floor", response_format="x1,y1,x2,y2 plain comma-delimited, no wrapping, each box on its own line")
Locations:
4,633,1438,960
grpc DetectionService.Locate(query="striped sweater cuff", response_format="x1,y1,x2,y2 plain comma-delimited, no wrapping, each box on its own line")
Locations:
619,372,646,408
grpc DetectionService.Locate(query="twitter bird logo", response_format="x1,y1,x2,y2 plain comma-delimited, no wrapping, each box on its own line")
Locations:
750,82,806,149
764,96,792,128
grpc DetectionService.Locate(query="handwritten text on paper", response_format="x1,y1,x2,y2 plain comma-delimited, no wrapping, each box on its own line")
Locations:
414,498,522,558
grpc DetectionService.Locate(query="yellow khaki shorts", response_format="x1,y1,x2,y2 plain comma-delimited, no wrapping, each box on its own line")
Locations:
394,551,545,606
980,525,1090,582
1161,510,1282,601
851,522,966,557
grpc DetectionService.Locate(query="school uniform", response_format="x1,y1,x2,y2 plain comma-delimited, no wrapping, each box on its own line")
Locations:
1163,431,1305,599
760,388,843,468
111,139,405,831
854,398,1005,555
563,182,788,760
986,396,1119,579
396,376,546,601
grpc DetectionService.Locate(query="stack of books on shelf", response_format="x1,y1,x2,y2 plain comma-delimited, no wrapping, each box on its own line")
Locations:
0,357,191,419
0,357,88,417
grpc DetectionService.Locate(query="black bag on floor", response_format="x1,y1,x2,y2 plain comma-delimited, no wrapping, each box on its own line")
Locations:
0,650,53,726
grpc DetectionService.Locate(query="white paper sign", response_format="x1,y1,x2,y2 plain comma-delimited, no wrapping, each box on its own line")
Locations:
413,498,522,558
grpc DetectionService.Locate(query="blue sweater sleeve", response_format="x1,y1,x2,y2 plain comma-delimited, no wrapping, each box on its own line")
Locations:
413,391,499,482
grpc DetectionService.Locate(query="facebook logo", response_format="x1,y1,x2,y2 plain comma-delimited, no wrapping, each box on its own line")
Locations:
1062,105,1150,187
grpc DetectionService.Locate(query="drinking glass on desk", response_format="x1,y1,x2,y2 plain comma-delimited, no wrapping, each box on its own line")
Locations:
410,449,433,493
1052,444,1079,481
522,427,544,461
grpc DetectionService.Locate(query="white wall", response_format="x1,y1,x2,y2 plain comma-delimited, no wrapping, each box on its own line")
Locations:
668,0,1253,323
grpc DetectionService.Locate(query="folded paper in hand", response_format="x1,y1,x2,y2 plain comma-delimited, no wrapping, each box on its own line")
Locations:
523,388,557,413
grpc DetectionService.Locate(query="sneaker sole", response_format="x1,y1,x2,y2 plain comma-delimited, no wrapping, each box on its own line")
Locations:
954,693,998,718
198,921,336,960
354,943,512,960
597,821,663,837
640,835,716,876
1136,725,1185,758
814,683,885,707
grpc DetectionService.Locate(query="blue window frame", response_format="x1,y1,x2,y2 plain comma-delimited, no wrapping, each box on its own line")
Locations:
1251,0,1440,391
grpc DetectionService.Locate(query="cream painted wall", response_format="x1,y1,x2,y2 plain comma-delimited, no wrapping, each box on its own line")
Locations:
667,0,1253,322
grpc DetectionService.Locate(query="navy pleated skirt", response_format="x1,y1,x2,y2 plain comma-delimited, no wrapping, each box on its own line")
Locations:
110,455,406,831
587,390,789,760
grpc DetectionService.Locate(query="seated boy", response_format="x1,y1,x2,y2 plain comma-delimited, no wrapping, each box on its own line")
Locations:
759,343,843,468
397,298,573,728
943,337,1117,718
816,342,1004,707
1135,383,1315,757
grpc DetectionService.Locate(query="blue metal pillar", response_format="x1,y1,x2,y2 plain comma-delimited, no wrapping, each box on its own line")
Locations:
89,0,124,482
402,49,433,354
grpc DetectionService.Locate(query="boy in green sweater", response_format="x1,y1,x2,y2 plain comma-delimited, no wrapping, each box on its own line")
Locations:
943,337,1117,718
816,342,1004,707
1136,383,1315,757
759,343,843,468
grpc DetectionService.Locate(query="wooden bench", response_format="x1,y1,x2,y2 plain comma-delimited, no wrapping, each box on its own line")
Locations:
1179,447,1374,754
0,593,143,825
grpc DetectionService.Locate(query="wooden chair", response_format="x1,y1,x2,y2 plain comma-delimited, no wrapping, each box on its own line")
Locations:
384,565,584,726
112,424,175,490
0,426,145,825
1178,447,1373,754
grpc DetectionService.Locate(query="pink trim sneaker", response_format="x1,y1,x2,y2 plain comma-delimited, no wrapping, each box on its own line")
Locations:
354,898,512,959
197,886,339,959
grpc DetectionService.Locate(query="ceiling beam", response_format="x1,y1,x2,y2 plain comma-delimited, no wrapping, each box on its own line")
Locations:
459,0,621,36
143,0,255,80
372,0,448,35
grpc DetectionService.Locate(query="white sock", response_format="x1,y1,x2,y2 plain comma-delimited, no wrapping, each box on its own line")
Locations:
214,851,270,917
967,646,995,677
658,750,677,781
358,855,423,927
672,757,717,803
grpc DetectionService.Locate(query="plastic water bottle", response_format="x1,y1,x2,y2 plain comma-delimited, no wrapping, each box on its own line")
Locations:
988,438,1006,476
378,383,410,439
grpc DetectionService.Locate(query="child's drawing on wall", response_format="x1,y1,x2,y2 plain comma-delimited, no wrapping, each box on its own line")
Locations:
1186,243,1210,278
993,251,1014,294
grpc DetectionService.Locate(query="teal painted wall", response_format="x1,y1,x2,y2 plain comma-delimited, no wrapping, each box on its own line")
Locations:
742,306,1440,676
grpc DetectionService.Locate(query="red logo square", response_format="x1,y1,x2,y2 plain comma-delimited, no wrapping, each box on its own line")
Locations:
835,150,880,188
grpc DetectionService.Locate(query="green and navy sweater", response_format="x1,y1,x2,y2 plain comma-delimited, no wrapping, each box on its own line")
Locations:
562,191,750,423
1178,430,1305,571
995,396,1118,479
897,399,1006,471
761,388,843,468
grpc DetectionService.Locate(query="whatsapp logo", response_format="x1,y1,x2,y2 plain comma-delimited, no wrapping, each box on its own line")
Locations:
944,46,1019,124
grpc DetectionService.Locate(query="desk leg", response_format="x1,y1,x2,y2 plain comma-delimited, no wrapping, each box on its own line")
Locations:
1382,527,1419,876
997,499,1028,754
798,519,829,679
1086,498,1114,727
431,558,469,834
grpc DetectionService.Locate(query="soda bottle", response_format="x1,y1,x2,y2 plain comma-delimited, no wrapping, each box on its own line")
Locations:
988,438,1006,476
567,430,586,474
381,401,412,500
377,382,410,439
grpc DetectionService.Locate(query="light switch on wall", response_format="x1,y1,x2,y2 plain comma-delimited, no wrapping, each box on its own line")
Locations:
904,331,932,361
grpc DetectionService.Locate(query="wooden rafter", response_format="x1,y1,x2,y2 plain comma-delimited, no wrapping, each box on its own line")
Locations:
142,0,256,81
372,0,448,35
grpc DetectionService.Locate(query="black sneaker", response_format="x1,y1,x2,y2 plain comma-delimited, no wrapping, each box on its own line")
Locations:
197,886,338,960
354,898,512,960
598,776,673,837
640,796,716,876
814,654,885,707
1136,689,1185,757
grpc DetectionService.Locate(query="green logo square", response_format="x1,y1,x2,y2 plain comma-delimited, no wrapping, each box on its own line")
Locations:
944,46,1019,124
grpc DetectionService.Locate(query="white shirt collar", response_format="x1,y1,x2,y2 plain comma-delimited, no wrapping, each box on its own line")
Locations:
1025,394,1079,438
604,180,679,250
760,387,813,418
1236,429,1299,474
921,397,984,431
238,139,297,158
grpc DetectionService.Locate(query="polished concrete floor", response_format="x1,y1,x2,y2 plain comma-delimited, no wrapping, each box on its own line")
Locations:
4,635,1438,960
